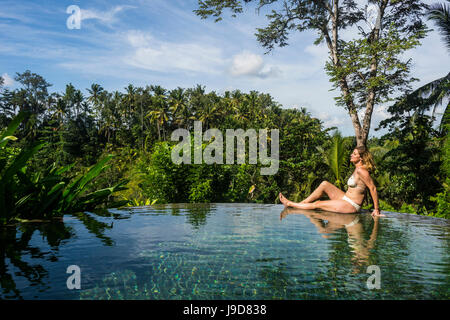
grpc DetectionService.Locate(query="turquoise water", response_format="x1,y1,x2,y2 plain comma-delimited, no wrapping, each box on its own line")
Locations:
1,203,449,299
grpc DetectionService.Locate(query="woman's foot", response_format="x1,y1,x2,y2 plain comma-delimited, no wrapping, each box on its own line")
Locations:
279,193,291,207
280,207,290,221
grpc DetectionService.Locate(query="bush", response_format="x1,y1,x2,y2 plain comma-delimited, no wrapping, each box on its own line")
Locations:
429,179,450,219
0,113,129,225
189,179,213,203
139,141,190,203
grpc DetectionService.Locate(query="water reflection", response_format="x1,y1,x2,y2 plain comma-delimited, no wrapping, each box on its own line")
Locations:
149,203,213,229
0,220,72,299
185,203,212,229
0,211,128,299
3,204,449,299
280,207,380,273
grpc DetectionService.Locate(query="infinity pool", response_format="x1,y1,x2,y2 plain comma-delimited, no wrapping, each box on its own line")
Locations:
1,203,449,299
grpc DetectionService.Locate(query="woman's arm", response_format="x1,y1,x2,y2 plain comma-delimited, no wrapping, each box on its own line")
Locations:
356,168,385,217
367,216,380,249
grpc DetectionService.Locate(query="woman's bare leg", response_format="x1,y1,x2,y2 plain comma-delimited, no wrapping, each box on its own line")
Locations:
279,193,356,213
301,181,345,203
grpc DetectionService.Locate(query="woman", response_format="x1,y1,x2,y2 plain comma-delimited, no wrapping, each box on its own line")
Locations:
279,146,384,217
280,206,381,272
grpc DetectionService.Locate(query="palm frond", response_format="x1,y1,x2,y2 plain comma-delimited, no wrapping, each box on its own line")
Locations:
428,1,450,52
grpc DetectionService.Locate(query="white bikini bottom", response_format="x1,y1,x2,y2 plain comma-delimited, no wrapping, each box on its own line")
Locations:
342,195,361,212
344,215,360,228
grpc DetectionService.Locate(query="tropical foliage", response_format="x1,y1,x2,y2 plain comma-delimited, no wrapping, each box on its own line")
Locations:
1,68,448,219
0,112,129,225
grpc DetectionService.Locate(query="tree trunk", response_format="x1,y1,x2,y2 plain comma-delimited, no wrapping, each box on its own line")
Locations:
320,0,388,148
323,11,365,147
156,121,161,140
140,99,144,150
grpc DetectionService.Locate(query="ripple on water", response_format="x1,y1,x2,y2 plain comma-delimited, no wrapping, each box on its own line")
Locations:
3,204,450,299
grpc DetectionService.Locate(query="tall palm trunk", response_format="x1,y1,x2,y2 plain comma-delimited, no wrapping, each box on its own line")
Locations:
156,120,161,141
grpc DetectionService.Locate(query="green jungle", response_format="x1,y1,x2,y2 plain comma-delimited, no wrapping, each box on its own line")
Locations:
0,70,448,225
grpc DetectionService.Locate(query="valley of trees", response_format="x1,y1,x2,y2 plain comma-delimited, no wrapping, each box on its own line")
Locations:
0,68,448,224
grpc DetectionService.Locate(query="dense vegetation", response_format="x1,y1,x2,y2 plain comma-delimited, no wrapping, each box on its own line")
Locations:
0,70,448,223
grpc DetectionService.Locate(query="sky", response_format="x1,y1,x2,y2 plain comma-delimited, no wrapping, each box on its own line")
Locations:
1,0,449,137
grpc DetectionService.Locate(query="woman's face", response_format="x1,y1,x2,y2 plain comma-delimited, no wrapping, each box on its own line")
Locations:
350,149,361,164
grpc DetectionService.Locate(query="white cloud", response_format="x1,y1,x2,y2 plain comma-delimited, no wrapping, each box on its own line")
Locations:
124,30,225,74
317,112,331,121
317,111,347,128
1,73,15,87
373,104,391,121
230,51,263,76
127,31,151,47
80,5,135,24
304,43,329,62
229,50,280,78
323,117,346,128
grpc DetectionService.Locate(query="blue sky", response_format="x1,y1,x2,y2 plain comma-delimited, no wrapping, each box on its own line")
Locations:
1,0,449,136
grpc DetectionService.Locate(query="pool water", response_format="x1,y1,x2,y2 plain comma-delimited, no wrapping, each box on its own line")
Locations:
1,203,449,299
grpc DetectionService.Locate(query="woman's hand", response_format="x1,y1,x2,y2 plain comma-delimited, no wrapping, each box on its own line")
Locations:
371,209,385,217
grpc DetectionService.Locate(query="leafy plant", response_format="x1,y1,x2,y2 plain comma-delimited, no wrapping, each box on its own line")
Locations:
0,113,129,225
125,198,158,207
430,184,450,218
316,131,349,190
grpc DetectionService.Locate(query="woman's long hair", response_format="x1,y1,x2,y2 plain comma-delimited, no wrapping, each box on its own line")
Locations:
356,146,376,172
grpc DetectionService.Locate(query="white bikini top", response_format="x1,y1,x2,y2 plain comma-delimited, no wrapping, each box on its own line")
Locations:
347,174,366,191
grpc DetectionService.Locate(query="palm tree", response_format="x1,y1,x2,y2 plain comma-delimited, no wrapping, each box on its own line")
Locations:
135,86,152,150
168,87,188,129
426,2,450,213
395,72,449,124
428,1,450,52
246,91,259,121
63,83,76,119
52,94,67,126
192,91,221,129
316,131,348,190
110,91,123,143
97,92,117,144
87,84,103,103
73,90,83,119
147,109,168,141
45,93,68,165
147,85,169,141
384,2,450,135
187,84,207,122
123,84,136,128
87,83,104,122
428,1,450,132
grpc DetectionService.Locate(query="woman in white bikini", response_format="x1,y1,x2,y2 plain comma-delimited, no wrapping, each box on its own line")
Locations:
279,146,385,217
280,207,381,272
